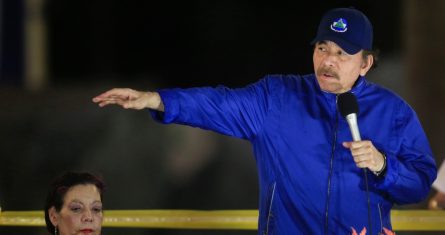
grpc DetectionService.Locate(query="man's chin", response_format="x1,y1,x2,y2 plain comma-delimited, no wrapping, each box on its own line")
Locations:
317,81,343,94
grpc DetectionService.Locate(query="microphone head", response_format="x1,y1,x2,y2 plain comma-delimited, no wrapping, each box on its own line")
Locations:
337,92,359,118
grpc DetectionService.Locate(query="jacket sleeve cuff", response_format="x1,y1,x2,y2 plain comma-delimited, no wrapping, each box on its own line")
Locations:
149,89,180,124
374,153,399,190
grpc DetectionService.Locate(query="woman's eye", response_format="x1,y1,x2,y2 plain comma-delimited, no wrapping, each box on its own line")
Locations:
70,207,81,212
93,207,103,213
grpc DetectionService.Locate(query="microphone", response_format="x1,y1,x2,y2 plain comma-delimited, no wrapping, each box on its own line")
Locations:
337,92,361,141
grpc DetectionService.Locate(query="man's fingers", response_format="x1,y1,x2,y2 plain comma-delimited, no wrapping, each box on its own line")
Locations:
342,141,366,150
97,99,120,107
344,140,383,170
354,157,375,169
93,88,136,102
353,154,366,163
96,97,128,107
353,157,371,167
98,100,113,107
355,161,368,168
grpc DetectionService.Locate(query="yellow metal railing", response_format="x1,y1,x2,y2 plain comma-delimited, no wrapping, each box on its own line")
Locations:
1,210,445,231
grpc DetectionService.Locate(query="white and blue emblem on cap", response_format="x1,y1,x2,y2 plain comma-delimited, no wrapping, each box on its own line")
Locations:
330,18,348,32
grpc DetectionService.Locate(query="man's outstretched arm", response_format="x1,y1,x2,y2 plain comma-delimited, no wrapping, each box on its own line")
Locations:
92,88,164,111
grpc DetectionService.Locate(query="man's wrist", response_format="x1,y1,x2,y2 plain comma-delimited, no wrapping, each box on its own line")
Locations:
373,153,387,177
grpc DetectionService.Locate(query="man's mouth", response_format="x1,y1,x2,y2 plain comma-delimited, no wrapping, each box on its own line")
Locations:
319,73,337,80
317,68,339,80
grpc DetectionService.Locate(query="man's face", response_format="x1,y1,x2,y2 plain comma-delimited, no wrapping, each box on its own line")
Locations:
313,41,372,94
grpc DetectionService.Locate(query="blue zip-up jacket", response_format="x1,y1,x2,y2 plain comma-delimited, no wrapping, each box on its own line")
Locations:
151,74,437,234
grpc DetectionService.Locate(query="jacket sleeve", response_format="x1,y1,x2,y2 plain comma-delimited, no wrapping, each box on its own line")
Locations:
375,101,437,204
149,77,272,140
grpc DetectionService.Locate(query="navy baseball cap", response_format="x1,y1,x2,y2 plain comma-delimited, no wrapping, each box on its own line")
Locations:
311,8,373,54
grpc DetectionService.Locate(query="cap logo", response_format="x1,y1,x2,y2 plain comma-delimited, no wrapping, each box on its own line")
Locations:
330,18,348,33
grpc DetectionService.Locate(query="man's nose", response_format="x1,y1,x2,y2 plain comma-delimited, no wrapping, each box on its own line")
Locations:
322,52,338,67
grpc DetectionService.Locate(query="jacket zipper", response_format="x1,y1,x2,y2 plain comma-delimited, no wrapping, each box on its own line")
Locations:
264,182,276,235
378,203,383,233
325,95,339,235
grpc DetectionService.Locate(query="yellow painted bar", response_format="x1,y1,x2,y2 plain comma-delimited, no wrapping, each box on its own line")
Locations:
1,209,445,231
103,210,259,230
391,210,445,231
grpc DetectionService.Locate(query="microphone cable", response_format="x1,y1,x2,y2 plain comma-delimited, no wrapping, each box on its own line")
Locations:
363,168,373,235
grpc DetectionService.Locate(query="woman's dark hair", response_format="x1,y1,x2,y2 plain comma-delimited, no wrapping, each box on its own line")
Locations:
44,171,105,234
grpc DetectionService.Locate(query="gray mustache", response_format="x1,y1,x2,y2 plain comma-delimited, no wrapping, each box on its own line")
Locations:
317,67,339,79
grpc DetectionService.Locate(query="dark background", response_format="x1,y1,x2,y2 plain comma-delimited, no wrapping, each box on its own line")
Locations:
43,1,400,88
2,0,444,234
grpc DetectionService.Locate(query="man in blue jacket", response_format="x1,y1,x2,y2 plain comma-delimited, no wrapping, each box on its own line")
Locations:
93,7,437,235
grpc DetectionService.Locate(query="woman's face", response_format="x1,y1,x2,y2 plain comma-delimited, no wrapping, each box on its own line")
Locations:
49,184,103,235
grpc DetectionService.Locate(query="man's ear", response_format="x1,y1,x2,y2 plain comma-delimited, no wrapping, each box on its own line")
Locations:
360,54,374,76
48,207,59,227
